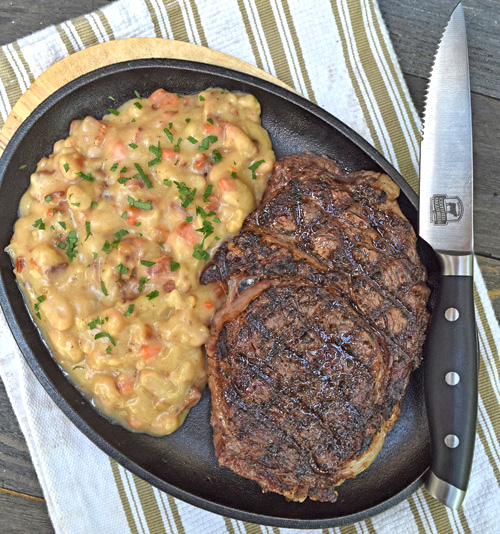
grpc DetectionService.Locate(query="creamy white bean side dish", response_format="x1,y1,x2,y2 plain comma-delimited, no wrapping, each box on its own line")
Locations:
6,88,275,435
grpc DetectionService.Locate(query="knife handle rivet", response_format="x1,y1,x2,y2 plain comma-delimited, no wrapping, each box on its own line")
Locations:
445,307,460,322
445,371,461,386
445,434,460,449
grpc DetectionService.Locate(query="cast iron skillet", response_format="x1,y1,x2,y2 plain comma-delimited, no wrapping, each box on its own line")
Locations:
0,59,438,528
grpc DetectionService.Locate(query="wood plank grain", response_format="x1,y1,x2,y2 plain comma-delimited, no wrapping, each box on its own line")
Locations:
0,378,44,498
378,0,500,100
0,0,112,46
405,74,500,259
0,491,53,534
477,255,500,322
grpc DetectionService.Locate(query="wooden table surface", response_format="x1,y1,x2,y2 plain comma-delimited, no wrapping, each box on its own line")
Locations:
0,1,499,532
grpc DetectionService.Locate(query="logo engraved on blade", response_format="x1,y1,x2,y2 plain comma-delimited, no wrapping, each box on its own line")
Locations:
430,195,464,225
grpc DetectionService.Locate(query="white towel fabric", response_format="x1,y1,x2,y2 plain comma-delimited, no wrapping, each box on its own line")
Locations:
1,1,500,533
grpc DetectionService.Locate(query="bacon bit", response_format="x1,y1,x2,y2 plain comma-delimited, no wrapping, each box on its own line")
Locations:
163,280,175,293
204,301,214,309
149,89,180,108
181,386,202,410
219,178,236,191
178,223,199,245
193,153,207,170
139,343,162,360
15,257,25,273
206,194,221,212
116,378,135,395
112,141,127,161
161,148,178,162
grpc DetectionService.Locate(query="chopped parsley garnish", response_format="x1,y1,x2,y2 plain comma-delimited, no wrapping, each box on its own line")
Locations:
212,149,222,162
64,231,78,261
92,252,98,261
106,346,112,354
187,136,198,144
91,201,98,208
101,280,108,296
102,240,111,253
114,229,129,239
164,127,173,143
163,178,172,187
124,304,134,317
63,163,69,172
120,166,127,173
58,221,66,230
95,331,116,346
33,218,45,230
121,212,128,219
127,196,152,210
108,96,116,101
198,135,218,151
203,184,213,202
108,108,119,116
134,222,141,227
146,290,159,300
138,277,149,292
207,118,214,125
134,90,142,99
71,202,81,207
44,195,52,203
185,118,191,123
116,263,128,274
128,143,138,149
140,260,156,267
196,206,215,219
192,245,209,261
231,171,237,179
85,221,92,241
196,219,215,240
174,181,197,208
248,159,265,180
117,176,130,184
213,217,221,223
173,137,182,152
148,142,162,167
199,95,205,101
186,216,193,223
76,171,95,182
170,261,180,271
110,163,118,172
134,102,143,109
37,295,46,303
19,163,27,170
134,163,153,188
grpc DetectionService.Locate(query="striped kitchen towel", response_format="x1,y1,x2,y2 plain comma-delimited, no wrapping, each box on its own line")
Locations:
0,0,499,533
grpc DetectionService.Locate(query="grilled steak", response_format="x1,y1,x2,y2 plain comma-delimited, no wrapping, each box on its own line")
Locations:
201,153,430,503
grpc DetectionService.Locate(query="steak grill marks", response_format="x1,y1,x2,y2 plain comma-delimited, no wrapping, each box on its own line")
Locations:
201,153,430,503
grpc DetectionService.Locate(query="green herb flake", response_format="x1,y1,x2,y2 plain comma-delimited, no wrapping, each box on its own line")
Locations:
108,108,119,116
134,102,143,109
108,96,116,101
187,136,198,144
207,118,214,125
119,166,127,173
124,304,134,317
33,218,45,230
37,295,46,303
19,164,27,170
91,201,98,208
95,331,116,346
121,211,128,219
110,163,118,172
92,252,98,261
163,178,172,187
134,90,142,99
134,222,141,227
174,181,197,208
203,184,213,203
199,95,205,101
58,221,67,230
146,290,159,300
105,346,112,354
127,196,152,210
173,137,182,152
185,216,193,223
63,163,69,172
134,162,153,188
248,160,264,180
148,142,162,167
118,176,130,185
231,171,237,179
138,277,149,293
198,135,218,151
140,260,156,267
64,231,79,261
128,143,138,149
192,245,209,261
45,195,52,203
212,149,222,162
170,261,180,271
185,118,191,123
102,241,111,253
164,128,173,143
101,280,108,296
85,221,92,241
76,171,95,182
114,229,129,240
213,217,221,223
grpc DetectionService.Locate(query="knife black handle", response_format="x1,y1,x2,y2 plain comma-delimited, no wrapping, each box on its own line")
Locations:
424,273,478,508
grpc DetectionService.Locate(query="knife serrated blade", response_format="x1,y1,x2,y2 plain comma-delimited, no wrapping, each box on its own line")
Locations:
419,2,478,510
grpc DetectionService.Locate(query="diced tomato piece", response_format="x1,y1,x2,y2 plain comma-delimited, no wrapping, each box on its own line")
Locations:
219,178,236,191
139,343,162,360
178,223,199,245
149,89,180,108
204,301,214,309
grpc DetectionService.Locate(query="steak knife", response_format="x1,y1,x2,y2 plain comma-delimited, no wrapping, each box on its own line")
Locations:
419,2,478,509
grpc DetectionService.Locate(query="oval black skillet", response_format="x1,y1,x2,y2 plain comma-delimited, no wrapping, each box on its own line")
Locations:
0,59,438,528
